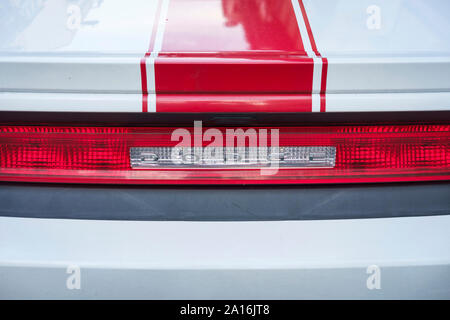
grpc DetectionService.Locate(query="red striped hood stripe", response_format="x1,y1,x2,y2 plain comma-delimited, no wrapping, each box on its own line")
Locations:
140,0,325,113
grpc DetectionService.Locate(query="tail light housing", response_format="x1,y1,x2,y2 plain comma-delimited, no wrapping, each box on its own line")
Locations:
0,124,448,184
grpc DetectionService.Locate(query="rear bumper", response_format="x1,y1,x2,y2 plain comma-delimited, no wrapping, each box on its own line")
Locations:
0,182,449,221
1,214,449,299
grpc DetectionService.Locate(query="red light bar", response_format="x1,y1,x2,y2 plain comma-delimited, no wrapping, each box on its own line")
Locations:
0,125,449,184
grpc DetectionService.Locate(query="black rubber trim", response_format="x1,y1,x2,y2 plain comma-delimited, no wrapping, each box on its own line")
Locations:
0,182,448,221
1,110,449,126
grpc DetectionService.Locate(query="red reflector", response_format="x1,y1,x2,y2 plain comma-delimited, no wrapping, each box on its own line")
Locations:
0,125,449,184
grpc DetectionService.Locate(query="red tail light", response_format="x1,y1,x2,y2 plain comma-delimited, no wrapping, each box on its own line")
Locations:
0,124,448,184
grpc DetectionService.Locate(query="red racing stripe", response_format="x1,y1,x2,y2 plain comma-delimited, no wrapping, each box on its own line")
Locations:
320,57,328,112
155,55,314,94
157,94,312,112
140,57,148,113
155,0,314,112
145,0,326,113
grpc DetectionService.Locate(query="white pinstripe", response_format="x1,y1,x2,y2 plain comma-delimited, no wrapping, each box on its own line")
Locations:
146,0,171,112
291,0,322,112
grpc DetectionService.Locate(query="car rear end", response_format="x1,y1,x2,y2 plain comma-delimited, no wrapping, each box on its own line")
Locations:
0,0,449,299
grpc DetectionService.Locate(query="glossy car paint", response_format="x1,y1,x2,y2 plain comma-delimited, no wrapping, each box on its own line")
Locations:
1,0,450,300
0,214,448,299
0,0,450,113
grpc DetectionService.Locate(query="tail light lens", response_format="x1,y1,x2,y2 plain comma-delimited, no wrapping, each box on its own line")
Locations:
0,124,448,184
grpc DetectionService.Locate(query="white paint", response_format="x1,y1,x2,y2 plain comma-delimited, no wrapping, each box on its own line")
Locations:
0,215,449,298
147,85,157,113
326,56,450,94
0,56,143,94
291,0,314,56
0,0,161,113
326,91,450,112
0,92,142,112
303,0,450,111
145,55,156,112
1,215,449,269
311,57,322,111
2,0,160,53
303,0,450,55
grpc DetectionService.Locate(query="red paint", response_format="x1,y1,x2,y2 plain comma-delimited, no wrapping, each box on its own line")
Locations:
140,0,328,113
140,57,148,112
155,55,314,94
151,0,316,112
162,0,306,53
320,57,328,112
157,93,312,112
